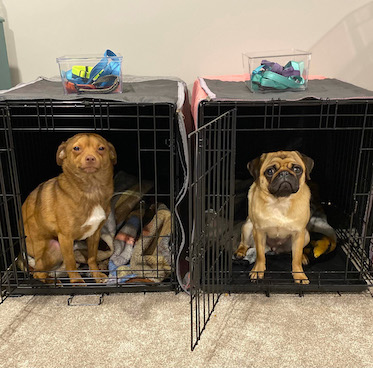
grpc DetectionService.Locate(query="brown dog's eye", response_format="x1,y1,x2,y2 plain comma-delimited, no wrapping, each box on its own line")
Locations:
293,165,302,174
73,146,80,151
98,146,105,151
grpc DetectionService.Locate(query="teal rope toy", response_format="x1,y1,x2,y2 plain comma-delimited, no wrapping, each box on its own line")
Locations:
251,60,306,92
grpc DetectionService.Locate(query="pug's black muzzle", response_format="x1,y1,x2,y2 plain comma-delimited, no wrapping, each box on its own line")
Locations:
268,170,299,197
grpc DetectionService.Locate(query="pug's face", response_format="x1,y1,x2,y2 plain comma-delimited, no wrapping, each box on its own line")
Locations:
248,151,314,198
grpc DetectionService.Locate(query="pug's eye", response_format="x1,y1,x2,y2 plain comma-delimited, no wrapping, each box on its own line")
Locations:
73,146,80,151
293,165,302,174
98,146,105,151
265,167,275,176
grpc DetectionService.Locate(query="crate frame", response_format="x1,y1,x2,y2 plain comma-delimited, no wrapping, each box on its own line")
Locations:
188,98,373,348
0,99,187,299
197,98,373,293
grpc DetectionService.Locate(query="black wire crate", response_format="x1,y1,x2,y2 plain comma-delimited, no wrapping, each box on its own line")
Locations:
197,99,373,294
0,100,186,297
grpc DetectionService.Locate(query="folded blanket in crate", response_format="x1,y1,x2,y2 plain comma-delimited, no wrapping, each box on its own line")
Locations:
107,203,172,284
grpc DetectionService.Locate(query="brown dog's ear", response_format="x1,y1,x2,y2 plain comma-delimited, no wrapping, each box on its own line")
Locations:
56,142,67,166
296,151,314,180
108,142,117,165
247,155,263,180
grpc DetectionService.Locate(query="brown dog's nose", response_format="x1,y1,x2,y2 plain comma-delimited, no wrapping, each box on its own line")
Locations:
85,155,96,162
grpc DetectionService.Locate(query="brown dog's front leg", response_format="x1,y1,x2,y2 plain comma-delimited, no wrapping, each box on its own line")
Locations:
29,239,51,283
250,228,266,280
292,230,310,284
58,234,84,284
87,229,107,283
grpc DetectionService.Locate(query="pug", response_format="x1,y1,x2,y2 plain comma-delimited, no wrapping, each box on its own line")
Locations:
235,151,314,284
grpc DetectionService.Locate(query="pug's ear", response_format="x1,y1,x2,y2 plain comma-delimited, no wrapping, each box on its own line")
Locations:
247,155,264,180
56,142,67,166
296,151,314,180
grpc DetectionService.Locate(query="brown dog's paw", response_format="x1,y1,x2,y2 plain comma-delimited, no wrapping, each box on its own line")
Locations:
234,244,249,259
32,271,64,285
293,272,310,284
234,250,246,259
91,271,108,283
70,276,87,286
32,271,49,283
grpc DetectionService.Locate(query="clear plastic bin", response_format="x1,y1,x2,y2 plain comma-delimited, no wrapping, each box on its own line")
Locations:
57,51,123,94
242,49,311,93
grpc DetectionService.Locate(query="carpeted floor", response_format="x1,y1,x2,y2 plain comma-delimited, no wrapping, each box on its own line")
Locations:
0,291,372,368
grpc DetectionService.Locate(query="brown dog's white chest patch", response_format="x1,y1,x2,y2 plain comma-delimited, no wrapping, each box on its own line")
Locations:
79,205,106,240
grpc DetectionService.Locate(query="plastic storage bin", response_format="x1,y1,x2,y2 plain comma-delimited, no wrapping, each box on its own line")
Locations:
242,49,311,93
57,50,123,94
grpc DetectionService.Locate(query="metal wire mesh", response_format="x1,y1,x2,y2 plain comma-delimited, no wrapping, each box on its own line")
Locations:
188,99,372,349
197,99,373,294
188,109,236,350
0,100,184,296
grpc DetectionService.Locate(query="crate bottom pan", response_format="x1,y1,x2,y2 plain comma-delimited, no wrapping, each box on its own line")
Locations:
229,249,369,293
196,231,372,294
1,270,177,296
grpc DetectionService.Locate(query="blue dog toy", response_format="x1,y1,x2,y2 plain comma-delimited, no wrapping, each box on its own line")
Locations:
64,50,122,93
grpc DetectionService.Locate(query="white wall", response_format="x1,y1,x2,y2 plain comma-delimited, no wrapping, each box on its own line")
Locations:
1,0,373,92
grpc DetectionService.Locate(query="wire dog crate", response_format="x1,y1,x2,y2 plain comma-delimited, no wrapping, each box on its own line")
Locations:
197,99,373,292
0,98,188,299
188,97,373,349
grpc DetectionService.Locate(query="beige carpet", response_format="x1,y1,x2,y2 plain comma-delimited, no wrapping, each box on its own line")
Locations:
0,291,372,368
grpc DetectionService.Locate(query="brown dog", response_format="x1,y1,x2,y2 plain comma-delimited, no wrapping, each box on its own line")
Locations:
22,133,117,284
235,151,314,284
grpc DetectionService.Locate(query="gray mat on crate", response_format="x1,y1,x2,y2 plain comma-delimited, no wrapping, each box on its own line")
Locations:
201,78,373,101
0,76,182,104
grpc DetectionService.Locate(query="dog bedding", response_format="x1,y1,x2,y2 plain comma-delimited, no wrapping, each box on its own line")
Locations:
107,203,172,284
98,171,173,284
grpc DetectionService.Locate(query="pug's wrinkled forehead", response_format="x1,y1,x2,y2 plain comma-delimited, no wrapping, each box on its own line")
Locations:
263,151,305,169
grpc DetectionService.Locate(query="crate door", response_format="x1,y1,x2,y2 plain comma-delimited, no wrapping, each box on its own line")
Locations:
346,127,373,279
188,109,236,350
0,108,27,302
